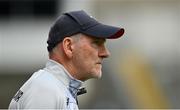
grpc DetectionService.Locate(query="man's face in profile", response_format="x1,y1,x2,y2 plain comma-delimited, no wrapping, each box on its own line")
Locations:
71,34,110,81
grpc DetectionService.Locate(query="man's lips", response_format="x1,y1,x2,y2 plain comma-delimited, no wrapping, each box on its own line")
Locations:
97,59,103,64
96,62,102,64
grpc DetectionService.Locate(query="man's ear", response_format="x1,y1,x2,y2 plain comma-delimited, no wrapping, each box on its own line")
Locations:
62,37,74,58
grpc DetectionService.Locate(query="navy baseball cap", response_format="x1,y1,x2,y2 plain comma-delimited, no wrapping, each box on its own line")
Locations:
47,10,125,52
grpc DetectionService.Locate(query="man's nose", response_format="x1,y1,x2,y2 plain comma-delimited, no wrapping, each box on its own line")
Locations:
98,46,111,58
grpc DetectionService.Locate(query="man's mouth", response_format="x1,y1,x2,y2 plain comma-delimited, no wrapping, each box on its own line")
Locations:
96,62,102,64
97,59,103,64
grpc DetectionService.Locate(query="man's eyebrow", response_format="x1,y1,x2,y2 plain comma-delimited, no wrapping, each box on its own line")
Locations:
93,38,106,43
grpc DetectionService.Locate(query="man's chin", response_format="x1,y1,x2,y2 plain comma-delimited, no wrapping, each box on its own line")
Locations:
94,72,102,79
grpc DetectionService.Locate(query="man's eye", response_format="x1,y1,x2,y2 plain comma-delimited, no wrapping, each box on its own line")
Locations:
93,41,99,44
92,38,105,46
93,40,102,45
94,40,103,44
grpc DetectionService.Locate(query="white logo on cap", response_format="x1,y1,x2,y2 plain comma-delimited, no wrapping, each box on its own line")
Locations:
90,15,97,20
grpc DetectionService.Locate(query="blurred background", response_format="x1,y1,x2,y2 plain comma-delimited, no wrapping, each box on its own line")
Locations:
0,0,180,109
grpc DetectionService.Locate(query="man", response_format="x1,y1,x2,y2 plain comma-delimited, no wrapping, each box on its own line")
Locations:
9,10,124,109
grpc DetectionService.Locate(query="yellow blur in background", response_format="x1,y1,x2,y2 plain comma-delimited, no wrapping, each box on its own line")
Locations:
119,50,169,108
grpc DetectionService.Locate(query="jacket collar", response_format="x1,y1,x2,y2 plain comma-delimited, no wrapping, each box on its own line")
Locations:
45,59,83,97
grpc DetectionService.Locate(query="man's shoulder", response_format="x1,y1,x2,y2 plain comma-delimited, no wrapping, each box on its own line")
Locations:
21,69,66,94
9,69,67,109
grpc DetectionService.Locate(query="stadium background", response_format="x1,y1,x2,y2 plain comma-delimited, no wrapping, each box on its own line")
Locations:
0,0,180,108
